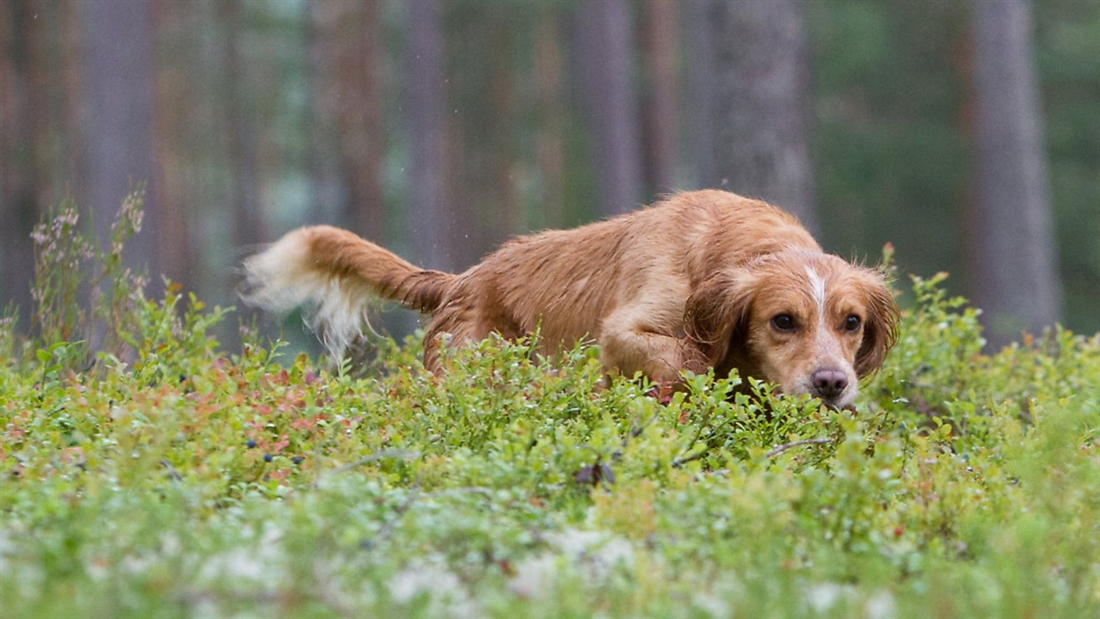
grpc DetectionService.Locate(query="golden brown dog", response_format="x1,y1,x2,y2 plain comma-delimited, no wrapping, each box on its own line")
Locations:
242,190,898,407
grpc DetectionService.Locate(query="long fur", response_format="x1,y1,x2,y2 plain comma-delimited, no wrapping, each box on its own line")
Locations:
242,190,899,407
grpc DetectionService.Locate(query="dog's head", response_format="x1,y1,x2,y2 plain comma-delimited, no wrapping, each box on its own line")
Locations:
686,251,899,408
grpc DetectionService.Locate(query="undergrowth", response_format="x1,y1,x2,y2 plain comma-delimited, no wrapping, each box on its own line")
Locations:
0,198,1097,618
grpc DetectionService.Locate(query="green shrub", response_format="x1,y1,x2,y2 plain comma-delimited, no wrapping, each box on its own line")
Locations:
1,198,1097,617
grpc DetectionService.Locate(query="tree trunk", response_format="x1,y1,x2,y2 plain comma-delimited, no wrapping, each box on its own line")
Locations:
445,6,516,269
534,14,565,229
0,0,41,323
713,0,817,233
305,0,342,228
310,0,386,240
81,0,160,275
488,12,517,246
640,0,678,195
683,0,720,191
407,0,453,271
150,0,192,291
347,0,386,241
222,0,264,250
573,0,644,216
967,0,1060,349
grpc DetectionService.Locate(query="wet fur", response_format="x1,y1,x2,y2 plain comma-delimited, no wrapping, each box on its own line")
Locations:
242,190,899,406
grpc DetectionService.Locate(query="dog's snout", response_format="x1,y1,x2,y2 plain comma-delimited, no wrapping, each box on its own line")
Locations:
811,369,849,399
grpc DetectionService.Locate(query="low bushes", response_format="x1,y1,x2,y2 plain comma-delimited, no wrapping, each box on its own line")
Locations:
1,200,1096,617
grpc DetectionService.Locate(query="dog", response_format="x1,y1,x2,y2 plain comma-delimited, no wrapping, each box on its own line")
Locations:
242,190,898,408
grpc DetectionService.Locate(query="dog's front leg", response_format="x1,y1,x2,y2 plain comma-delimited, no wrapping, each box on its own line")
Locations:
599,308,708,383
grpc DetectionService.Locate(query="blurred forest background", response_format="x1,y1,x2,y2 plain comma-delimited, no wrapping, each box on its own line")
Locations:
1,0,1097,353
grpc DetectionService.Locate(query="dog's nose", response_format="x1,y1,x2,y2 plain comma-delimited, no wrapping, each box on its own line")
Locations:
811,369,849,400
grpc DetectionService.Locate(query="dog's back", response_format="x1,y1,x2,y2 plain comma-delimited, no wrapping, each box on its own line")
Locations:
244,190,897,406
242,191,833,379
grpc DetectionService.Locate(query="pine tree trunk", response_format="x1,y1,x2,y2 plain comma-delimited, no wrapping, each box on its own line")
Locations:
573,0,643,216
641,0,678,195
683,0,720,191
534,14,565,229
150,0,192,292
712,0,817,233
407,0,453,271
222,0,263,249
81,0,160,274
0,0,40,324
967,0,1060,348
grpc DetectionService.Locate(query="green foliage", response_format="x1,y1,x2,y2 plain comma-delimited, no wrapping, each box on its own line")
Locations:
1,202,1098,617
9,191,232,384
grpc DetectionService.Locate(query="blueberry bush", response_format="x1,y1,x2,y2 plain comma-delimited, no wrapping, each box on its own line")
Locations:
1,199,1097,617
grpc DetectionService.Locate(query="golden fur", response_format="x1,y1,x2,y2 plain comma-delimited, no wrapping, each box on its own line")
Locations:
242,190,898,407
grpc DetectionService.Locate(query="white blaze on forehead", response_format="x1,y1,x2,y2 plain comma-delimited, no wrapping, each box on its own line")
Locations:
805,266,827,314
805,265,846,364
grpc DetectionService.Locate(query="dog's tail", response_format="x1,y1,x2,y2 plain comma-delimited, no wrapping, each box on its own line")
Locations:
241,225,456,358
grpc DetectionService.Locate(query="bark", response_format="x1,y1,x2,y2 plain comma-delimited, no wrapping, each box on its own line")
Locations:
445,7,516,268
967,0,1060,348
310,0,386,240
534,15,565,229
2,0,90,322
150,0,192,291
348,0,386,240
222,0,263,249
305,0,341,228
0,0,40,322
488,12,517,244
641,0,678,195
713,0,817,233
683,0,720,191
573,0,644,216
407,0,453,271
81,0,160,275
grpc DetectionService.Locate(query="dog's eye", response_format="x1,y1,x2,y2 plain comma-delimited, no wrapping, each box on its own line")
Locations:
771,314,796,332
844,315,862,332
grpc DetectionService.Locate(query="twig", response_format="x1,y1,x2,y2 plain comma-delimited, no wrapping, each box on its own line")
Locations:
310,449,421,491
671,449,708,468
327,449,421,476
670,412,739,468
765,438,833,458
675,437,834,466
629,409,659,439
159,458,183,481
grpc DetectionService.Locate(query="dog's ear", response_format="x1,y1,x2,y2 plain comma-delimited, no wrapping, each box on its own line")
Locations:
854,270,900,378
684,270,755,369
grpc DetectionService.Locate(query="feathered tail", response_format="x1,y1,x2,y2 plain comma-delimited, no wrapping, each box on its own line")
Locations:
241,225,455,358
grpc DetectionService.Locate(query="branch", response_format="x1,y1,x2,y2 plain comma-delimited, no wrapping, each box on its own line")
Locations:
327,449,421,476
765,438,832,458
311,449,422,490
671,449,708,468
